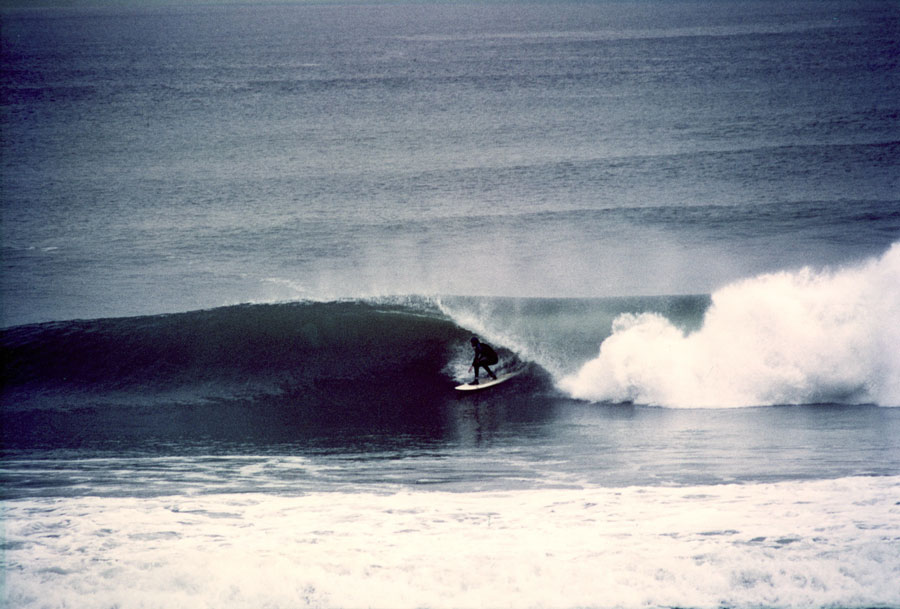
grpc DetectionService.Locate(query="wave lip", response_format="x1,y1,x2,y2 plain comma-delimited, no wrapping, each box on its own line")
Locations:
560,243,900,408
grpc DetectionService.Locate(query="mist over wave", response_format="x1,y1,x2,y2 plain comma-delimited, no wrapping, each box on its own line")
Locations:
561,243,900,408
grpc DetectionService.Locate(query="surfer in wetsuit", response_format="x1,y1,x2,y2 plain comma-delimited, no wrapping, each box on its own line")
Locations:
469,336,498,385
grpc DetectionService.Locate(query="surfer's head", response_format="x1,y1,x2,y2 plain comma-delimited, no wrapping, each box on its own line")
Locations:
470,336,479,346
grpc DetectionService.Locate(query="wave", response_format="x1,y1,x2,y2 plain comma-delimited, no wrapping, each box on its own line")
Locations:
560,243,900,408
2,294,709,414
1,297,552,448
3,242,898,447
0,298,502,408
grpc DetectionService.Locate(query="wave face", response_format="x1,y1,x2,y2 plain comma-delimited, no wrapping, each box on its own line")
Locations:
2,298,473,396
1,299,534,449
561,243,900,407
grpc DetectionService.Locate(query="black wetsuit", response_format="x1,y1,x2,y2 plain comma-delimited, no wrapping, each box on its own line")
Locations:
472,342,498,380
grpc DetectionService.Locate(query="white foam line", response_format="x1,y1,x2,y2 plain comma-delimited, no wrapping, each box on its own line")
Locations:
4,476,899,609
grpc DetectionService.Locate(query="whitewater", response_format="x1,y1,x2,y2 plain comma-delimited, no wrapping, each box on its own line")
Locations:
6,478,900,609
560,243,900,408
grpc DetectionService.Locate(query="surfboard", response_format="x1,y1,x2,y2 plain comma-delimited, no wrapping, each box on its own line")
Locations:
454,368,524,392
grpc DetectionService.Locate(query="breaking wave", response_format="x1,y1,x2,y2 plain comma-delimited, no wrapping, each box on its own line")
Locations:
560,243,900,407
3,242,899,452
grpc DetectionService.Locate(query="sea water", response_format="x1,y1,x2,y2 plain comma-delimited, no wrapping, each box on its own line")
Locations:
1,1,899,608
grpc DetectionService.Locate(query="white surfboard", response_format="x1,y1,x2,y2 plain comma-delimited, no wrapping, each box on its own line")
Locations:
454,368,524,392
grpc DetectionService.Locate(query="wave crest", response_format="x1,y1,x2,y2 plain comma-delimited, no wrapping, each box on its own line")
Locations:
560,243,900,407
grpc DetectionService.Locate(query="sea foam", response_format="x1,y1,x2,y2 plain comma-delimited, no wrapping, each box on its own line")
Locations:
560,243,900,407
5,477,899,609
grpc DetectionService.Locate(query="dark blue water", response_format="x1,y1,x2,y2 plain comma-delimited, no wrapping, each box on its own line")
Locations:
2,2,899,607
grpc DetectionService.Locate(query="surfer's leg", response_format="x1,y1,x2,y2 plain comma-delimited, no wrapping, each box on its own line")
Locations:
482,354,498,379
474,356,498,381
482,363,497,380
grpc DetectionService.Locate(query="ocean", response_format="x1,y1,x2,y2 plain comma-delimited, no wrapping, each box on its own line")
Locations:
1,1,899,607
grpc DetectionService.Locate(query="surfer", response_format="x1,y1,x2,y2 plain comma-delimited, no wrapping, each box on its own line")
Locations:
468,336,498,385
